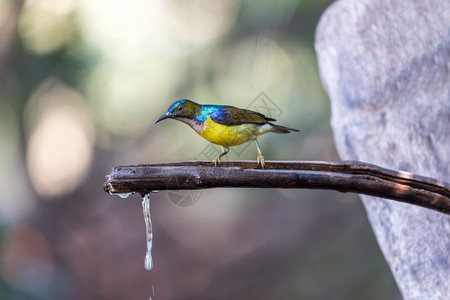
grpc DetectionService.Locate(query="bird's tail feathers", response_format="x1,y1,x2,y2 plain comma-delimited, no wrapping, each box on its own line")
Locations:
269,123,300,134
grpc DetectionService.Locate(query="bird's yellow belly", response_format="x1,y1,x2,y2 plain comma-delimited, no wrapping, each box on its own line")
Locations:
198,117,259,146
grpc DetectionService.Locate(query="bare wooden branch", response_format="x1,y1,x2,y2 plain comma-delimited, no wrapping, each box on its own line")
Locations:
103,161,450,215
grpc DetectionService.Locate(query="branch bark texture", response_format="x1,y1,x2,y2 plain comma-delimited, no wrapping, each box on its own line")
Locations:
104,161,450,215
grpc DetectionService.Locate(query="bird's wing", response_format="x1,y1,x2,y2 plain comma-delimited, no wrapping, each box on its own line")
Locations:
210,106,276,126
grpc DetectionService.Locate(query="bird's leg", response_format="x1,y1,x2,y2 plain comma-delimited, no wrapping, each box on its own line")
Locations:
213,146,229,166
254,139,265,168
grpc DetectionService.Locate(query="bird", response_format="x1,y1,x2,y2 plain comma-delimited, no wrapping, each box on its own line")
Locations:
154,99,299,167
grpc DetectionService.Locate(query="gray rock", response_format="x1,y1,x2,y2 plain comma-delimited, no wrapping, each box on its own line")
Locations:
315,0,450,299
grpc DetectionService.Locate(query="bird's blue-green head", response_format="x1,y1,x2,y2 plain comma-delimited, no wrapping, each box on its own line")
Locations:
154,99,203,128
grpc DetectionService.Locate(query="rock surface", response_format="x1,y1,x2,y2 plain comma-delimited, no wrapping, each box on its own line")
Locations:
315,0,450,299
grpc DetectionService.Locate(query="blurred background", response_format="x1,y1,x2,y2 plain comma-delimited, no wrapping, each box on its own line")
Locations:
0,0,401,299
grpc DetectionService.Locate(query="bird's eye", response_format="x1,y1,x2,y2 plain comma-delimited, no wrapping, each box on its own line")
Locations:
177,105,183,111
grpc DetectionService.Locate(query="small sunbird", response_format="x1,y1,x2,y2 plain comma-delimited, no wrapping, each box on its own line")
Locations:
154,99,299,167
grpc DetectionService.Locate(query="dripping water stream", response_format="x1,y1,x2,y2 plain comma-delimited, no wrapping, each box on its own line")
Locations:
141,193,153,270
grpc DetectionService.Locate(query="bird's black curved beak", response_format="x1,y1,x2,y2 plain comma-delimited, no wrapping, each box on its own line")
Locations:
154,113,172,124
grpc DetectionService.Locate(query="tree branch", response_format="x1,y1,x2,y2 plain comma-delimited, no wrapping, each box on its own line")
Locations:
103,161,450,215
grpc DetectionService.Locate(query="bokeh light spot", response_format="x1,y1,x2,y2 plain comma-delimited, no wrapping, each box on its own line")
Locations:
26,79,94,199
18,0,76,55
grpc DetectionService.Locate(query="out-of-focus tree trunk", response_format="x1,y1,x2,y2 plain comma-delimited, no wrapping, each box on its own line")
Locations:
315,0,450,299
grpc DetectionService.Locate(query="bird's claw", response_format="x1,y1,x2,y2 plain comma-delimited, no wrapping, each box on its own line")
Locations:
257,153,265,168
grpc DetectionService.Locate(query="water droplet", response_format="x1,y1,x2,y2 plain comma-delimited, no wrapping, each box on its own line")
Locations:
116,192,133,198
